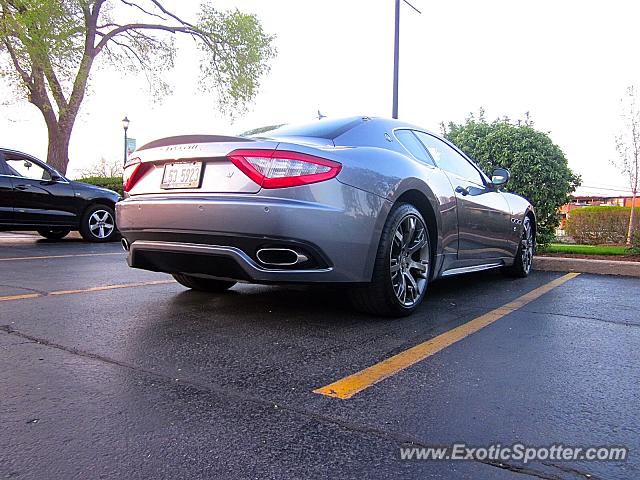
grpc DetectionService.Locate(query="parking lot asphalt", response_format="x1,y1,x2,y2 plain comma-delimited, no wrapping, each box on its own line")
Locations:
1,232,638,480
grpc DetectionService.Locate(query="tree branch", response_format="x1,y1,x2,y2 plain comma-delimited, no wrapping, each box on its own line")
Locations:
120,27,164,46
110,37,146,67
30,65,58,130
62,2,101,128
2,38,32,88
97,22,124,29
39,55,68,112
119,0,166,21
148,0,195,28
95,23,201,52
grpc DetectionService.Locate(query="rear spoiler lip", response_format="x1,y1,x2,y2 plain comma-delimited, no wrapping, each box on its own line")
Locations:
137,135,254,152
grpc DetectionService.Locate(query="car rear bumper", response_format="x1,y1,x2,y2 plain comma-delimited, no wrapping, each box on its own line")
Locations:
115,182,390,283
126,240,336,283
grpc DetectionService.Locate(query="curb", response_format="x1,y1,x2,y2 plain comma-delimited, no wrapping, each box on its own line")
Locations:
534,256,640,277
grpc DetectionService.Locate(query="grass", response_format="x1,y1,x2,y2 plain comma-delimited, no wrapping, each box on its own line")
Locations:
542,243,630,256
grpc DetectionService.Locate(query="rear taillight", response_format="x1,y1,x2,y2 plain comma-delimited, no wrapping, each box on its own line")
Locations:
123,157,142,192
228,149,342,189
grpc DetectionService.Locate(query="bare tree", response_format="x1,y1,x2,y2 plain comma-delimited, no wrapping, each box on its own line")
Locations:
0,1,275,174
614,86,640,246
77,156,122,178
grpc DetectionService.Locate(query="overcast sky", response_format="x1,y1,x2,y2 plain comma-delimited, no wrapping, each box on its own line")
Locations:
1,0,639,196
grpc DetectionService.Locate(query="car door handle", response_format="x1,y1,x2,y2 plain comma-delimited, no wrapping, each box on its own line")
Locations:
15,184,28,190
455,186,469,196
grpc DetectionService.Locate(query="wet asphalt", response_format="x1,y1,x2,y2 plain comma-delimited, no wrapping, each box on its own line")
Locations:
0,232,638,479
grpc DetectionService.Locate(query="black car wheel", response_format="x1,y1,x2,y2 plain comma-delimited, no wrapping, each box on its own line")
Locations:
79,204,117,242
350,203,431,317
36,228,70,240
504,216,535,278
172,273,237,292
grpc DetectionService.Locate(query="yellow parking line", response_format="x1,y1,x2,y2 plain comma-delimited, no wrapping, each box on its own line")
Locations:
0,253,123,261
0,293,42,302
314,272,581,400
0,280,175,302
49,280,176,296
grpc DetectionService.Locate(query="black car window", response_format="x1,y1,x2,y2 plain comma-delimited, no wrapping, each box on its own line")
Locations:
0,152,10,175
254,117,364,139
395,130,435,166
414,132,484,184
6,158,52,181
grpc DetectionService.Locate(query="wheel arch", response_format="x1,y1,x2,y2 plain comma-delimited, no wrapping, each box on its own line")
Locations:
524,208,538,252
394,190,438,274
81,198,116,217
525,207,537,247
370,184,444,281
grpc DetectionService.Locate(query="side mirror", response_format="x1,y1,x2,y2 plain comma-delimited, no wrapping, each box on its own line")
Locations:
42,170,63,183
491,167,510,188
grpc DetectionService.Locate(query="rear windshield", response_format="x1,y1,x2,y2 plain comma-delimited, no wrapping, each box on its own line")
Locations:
247,117,364,140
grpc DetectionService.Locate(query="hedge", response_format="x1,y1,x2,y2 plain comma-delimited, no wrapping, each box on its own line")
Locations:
565,206,639,244
76,176,123,196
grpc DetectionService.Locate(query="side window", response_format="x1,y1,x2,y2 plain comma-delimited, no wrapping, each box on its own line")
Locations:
6,158,52,180
0,154,9,175
414,132,484,184
394,130,435,166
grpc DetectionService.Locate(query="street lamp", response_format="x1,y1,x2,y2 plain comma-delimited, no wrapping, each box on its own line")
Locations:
392,0,421,119
122,116,130,165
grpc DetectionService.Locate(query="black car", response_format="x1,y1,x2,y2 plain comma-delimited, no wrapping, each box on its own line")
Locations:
0,148,120,242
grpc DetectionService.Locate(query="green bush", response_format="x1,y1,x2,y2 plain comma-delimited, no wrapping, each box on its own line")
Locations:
565,206,638,244
75,176,123,196
631,230,640,254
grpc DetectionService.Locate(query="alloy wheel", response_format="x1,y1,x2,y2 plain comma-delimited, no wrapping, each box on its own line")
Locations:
390,214,430,307
89,209,115,239
521,219,534,274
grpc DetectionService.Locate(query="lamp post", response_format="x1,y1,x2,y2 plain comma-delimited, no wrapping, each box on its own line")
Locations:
392,0,421,119
122,116,130,165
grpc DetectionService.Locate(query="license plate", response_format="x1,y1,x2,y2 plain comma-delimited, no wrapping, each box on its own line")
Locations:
161,161,203,189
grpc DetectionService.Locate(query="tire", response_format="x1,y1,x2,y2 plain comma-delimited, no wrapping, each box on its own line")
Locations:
172,273,237,292
37,228,70,240
350,203,431,317
79,204,117,243
503,216,535,278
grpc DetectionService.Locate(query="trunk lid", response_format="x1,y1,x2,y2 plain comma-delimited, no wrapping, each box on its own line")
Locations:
126,136,279,196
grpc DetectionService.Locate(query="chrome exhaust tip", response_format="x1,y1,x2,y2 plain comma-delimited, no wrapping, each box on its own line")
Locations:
256,248,308,266
121,238,130,252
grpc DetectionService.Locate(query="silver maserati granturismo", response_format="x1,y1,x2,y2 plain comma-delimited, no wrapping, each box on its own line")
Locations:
116,116,535,316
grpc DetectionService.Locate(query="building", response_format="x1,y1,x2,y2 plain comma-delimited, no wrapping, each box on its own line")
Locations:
558,194,639,234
